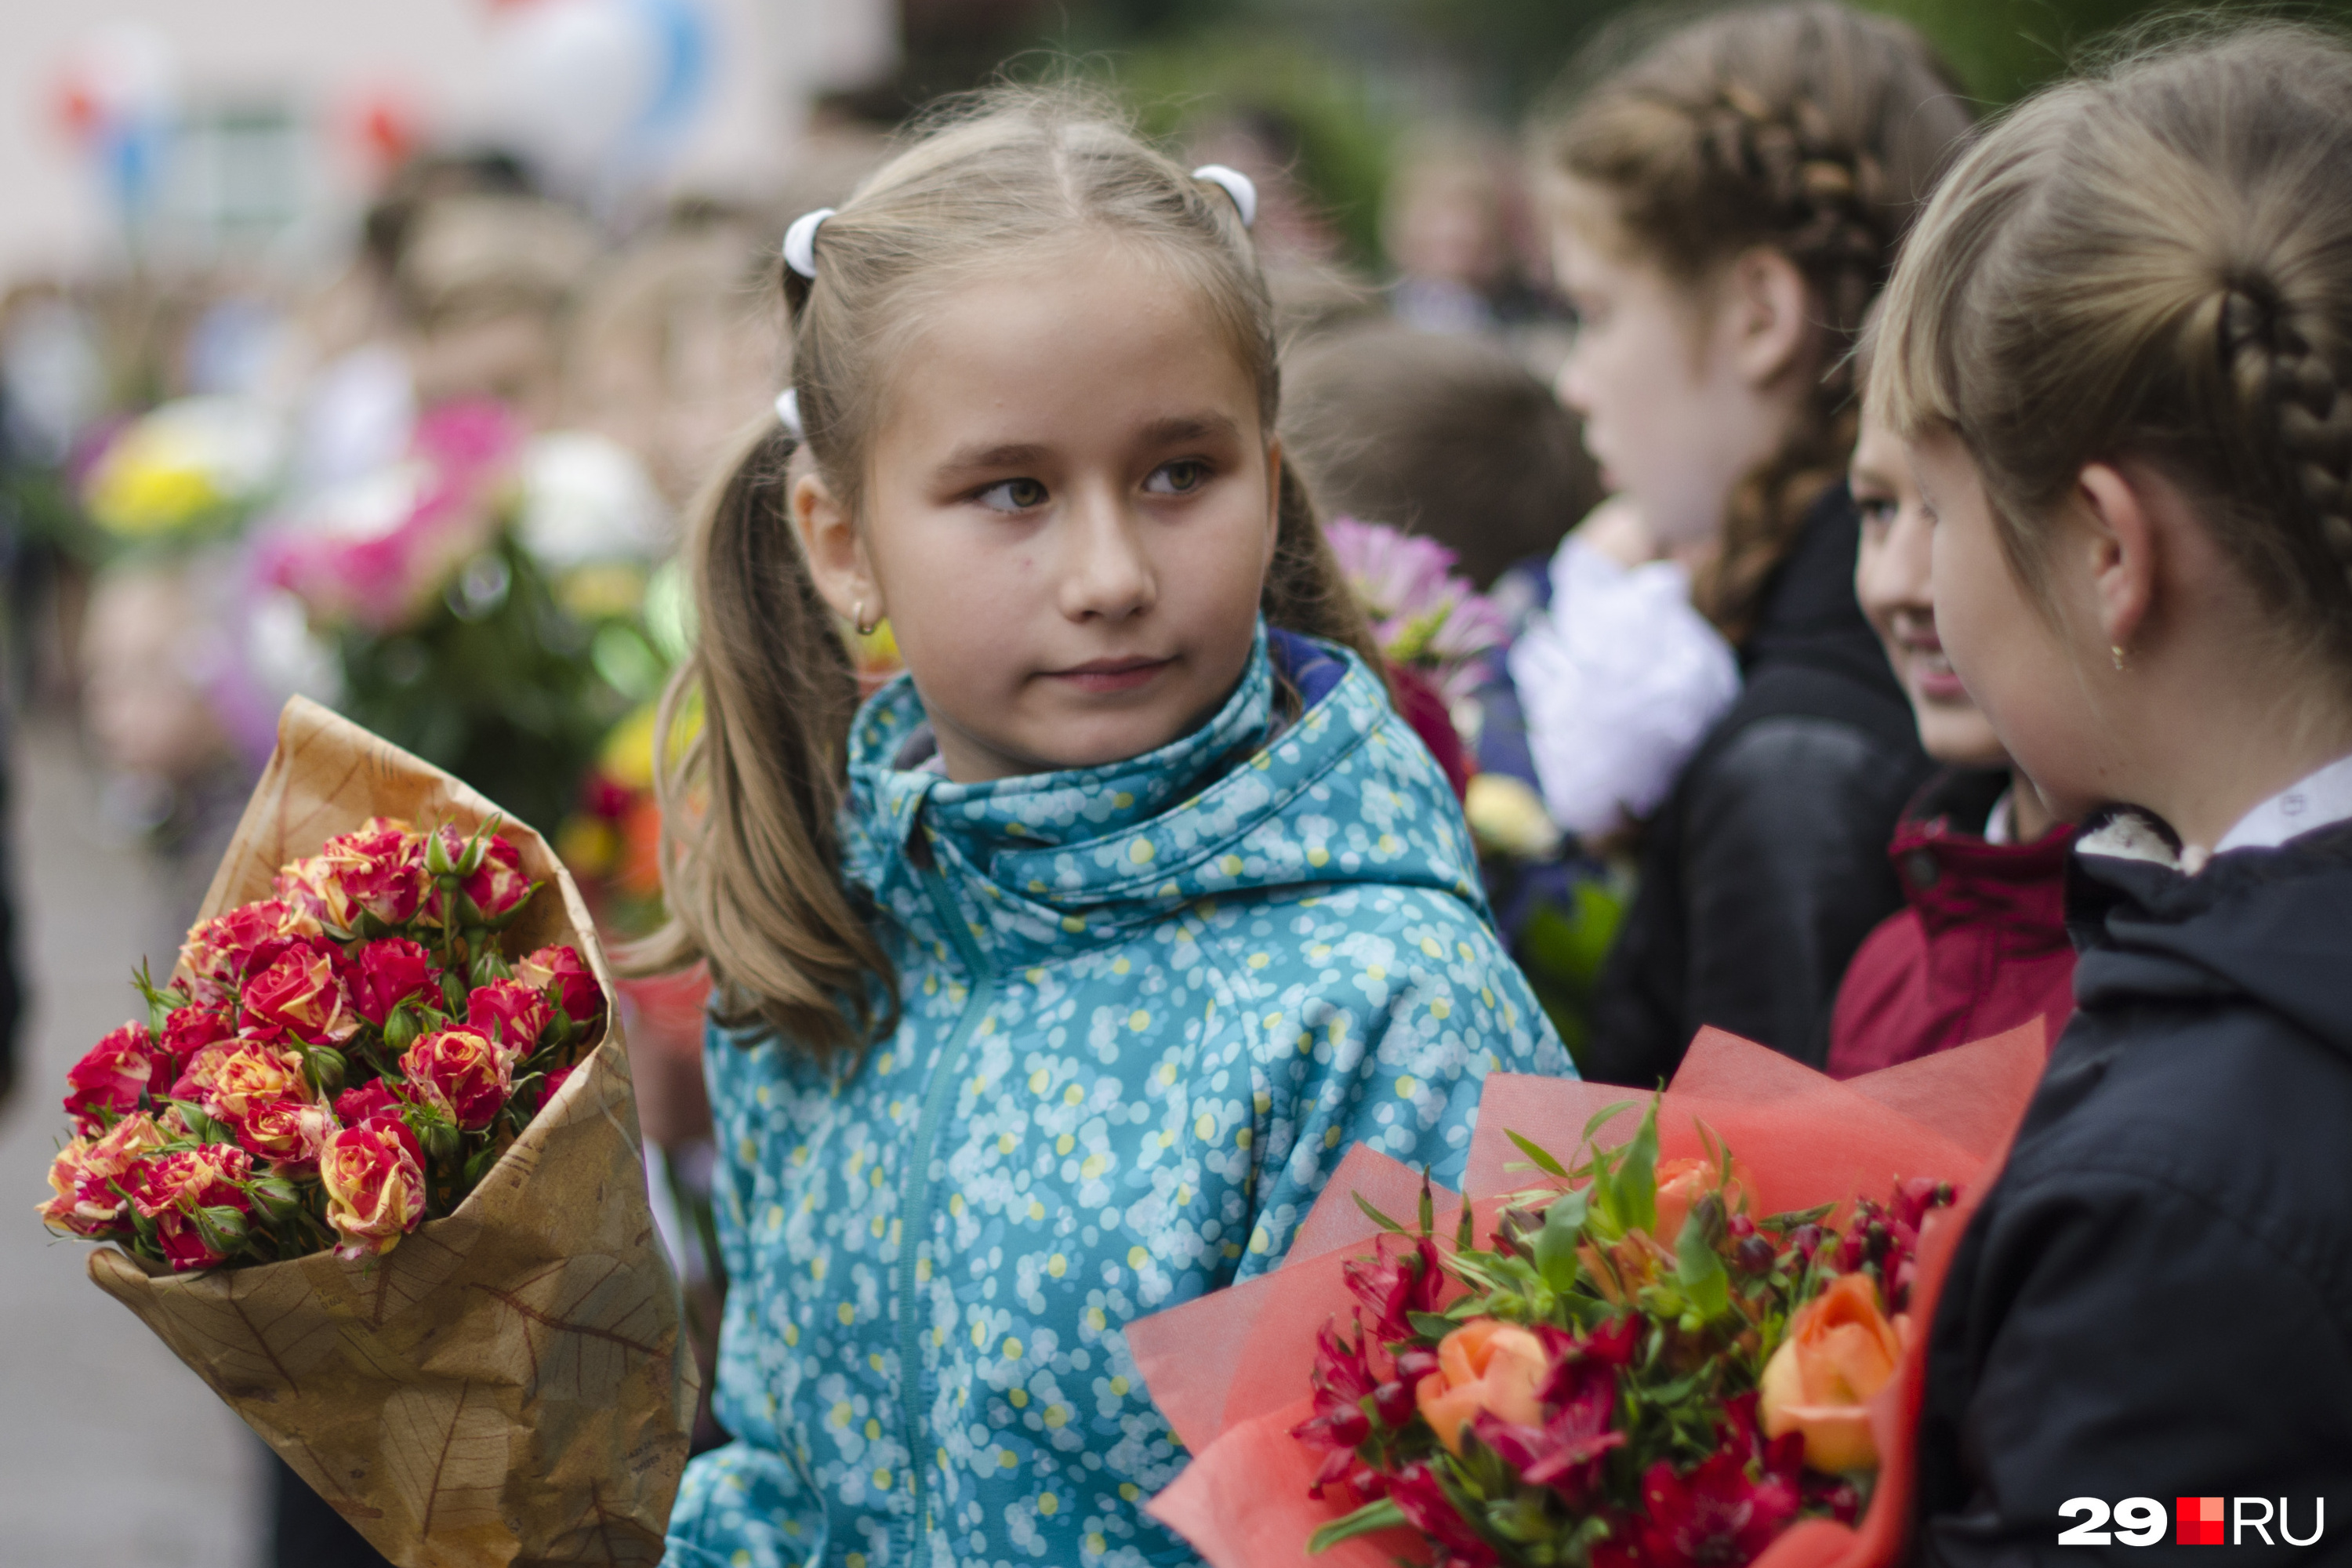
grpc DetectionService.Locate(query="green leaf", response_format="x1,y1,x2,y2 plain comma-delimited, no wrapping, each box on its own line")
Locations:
1617,1096,1660,1237
1406,1310,1457,1340
1456,1194,1476,1253
1417,1169,1435,1236
1534,1189,1587,1292
1581,1101,1635,1145
1504,1130,1569,1180
1351,1191,1406,1234
1675,1194,1730,1320
1308,1497,1406,1555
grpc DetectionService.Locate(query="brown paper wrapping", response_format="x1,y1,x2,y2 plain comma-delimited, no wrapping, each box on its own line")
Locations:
88,696,701,1567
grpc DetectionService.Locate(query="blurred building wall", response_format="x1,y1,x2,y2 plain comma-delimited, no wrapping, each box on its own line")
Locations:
0,0,896,285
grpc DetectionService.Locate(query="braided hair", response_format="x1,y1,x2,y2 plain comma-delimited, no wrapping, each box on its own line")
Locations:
1546,3,1973,640
1871,21,2352,667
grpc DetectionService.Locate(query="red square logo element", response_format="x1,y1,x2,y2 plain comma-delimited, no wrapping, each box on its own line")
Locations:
2178,1497,2227,1545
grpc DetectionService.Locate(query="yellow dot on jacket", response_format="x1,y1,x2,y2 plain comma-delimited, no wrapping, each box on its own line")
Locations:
1040,1494,1059,1515
1128,839,1154,865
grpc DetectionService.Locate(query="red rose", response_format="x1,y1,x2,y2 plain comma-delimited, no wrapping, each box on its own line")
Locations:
401,1026,512,1131
348,938,437,1025
466,979,550,1057
180,898,317,984
127,1142,256,1272
62,1022,169,1134
278,818,430,929
334,1078,406,1129
237,1095,339,1172
241,941,358,1046
127,1142,254,1219
35,1112,165,1237
515,943,604,1025
540,1063,574,1104
159,1005,234,1076
320,1120,426,1259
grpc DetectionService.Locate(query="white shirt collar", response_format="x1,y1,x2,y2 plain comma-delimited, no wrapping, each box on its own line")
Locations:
1982,786,2016,847
2213,752,2352,855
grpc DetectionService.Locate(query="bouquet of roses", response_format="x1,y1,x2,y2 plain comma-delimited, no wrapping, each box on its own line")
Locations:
1129,1024,2048,1568
42,811,600,1272
37,696,697,1567
1289,1101,1951,1566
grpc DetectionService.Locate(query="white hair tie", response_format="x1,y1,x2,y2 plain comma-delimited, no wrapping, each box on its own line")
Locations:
782,207,835,279
1190,165,1257,229
775,387,803,440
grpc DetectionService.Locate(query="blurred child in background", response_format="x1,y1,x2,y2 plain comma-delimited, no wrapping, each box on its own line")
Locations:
1827,399,2074,1077
1537,2,1972,1081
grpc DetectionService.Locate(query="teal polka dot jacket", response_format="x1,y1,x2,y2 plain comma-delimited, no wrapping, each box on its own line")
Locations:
664,626,1573,1568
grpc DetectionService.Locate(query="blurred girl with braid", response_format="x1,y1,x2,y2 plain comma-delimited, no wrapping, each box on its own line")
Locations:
1525,3,1973,1083
1870,26,2352,1550
638,88,1569,1568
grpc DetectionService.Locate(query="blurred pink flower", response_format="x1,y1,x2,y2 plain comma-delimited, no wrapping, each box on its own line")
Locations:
256,400,524,633
1324,515,1505,703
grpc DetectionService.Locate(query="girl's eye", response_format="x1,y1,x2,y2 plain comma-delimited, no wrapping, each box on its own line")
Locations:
976,477,1048,512
1144,459,1210,496
1856,495,1897,531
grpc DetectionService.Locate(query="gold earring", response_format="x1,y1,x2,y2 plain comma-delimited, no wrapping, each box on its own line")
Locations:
855,601,878,637
2111,644,2128,673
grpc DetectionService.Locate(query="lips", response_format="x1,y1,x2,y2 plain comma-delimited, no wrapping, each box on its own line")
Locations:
1046,655,1174,695
1898,637,1969,702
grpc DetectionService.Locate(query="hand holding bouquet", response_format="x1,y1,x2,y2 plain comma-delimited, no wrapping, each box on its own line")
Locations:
37,698,696,1566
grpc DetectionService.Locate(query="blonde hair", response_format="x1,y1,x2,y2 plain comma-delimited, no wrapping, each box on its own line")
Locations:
1872,23,2352,666
637,85,1379,1060
1544,2,1973,639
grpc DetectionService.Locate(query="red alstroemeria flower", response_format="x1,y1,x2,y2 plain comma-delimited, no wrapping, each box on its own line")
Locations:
1468,1347,1626,1502
1623,1449,1800,1568
1385,1462,1498,1568
1343,1232,1446,1346
1292,1319,1379,1495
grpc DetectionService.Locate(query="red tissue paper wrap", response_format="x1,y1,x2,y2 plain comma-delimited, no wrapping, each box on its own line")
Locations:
1128,1022,2047,1568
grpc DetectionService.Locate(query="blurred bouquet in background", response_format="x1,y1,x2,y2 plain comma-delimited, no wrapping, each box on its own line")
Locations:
79,395,288,546
255,399,672,839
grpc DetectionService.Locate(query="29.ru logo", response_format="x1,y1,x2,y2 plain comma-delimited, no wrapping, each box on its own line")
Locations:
2058,1497,2325,1546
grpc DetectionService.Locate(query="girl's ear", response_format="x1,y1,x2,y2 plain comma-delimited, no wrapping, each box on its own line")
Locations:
793,464,880,625
1721,246,1812,389
2074,461,2156,657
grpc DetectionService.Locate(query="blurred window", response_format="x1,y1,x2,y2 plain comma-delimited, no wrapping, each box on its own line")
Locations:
166,102,307,252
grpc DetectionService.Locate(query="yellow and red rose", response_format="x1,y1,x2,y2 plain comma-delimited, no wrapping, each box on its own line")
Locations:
320,1120,426,1259
36,1111,166,1236
401,1026,514,1131
515,943,603,1025
466,978,550,1056
238,1095,340,1172
241,941,358,1046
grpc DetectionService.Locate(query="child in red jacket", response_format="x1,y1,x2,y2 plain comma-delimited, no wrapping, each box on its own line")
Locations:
1825,408,2074,1076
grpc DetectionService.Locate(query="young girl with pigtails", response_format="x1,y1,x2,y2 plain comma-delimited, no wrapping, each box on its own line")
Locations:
1867,26,2352,1552
1523,2,1974,1083
638,90,1571,1568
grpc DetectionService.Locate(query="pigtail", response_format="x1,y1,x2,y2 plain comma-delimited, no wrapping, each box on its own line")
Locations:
630,419,896,1060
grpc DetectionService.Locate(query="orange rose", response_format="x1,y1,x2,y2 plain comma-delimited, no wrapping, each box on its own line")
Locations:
1652,1156,1751,1242
1759,1270,1903,1472
1416,1319,1551,1454
320,1120,426,1259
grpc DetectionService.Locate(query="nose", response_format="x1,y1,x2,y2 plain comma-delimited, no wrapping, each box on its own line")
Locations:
1056,485,1157,622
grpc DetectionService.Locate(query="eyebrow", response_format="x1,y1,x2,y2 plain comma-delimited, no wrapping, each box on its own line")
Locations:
934,413,1245,476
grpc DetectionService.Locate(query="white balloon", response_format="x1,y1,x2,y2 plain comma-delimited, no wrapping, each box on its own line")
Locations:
492,0,659,182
